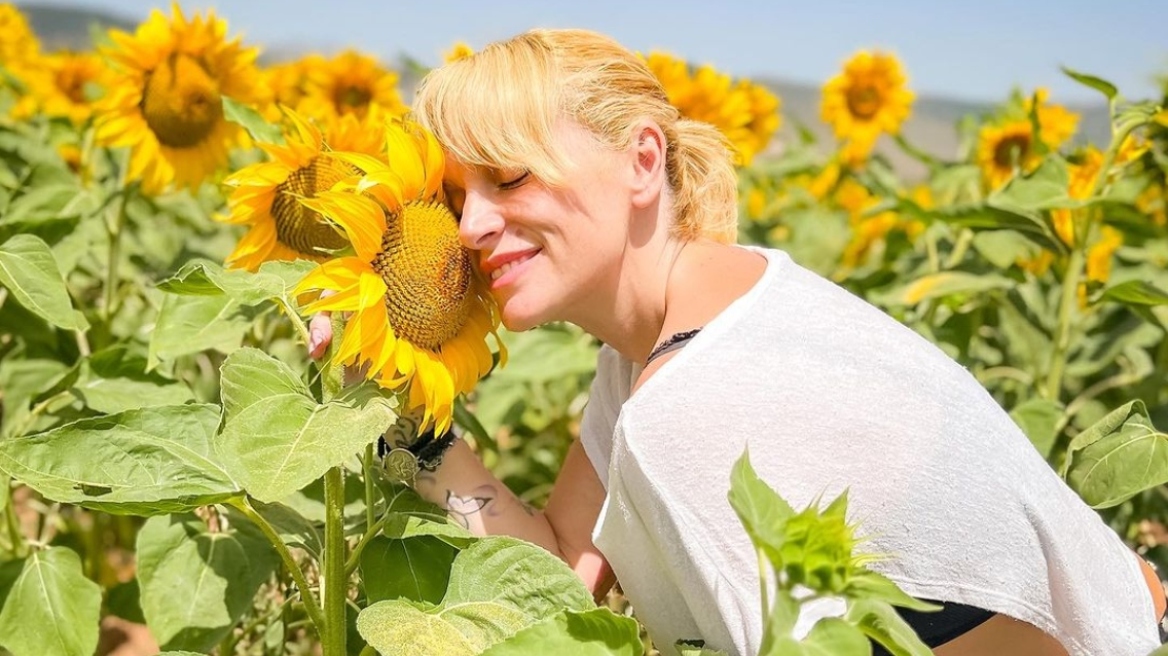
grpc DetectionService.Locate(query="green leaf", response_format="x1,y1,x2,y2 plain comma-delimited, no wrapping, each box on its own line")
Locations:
157,258,314,307
1101,280,1168,307
358,599,524,656
137,513,279,652
972,230,1044,270
845,598,933,656
1060,67,1117,100
478,609,644,656
215,348,397,502
356,536,595,655
0,234,87,330
147,293,256,369
757,590,802,653
800,618,870,656
727,448,796,561
1010,398,1065,459
0,547,101,656
845,571,941,613
248,499,322,557
71,376,195,415
362,536,456,605
898,200,1059,251
1062,400,1168,508
0,404,241,515
222,96,285,145
989,157,1070,212
444,537,594,616
881,271,1014,306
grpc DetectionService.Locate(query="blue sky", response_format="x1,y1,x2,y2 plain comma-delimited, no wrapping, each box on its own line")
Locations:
41,0,1168,104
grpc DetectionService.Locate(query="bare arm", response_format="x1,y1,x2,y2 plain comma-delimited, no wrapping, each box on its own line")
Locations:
411,437,614,600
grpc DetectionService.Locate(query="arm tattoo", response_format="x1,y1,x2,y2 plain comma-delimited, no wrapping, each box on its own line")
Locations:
445,486,497,529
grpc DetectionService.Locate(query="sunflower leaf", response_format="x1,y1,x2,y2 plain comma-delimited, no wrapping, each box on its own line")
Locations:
1059,67,1117,101
222,96,285,145
136,512,279,652
0,234,88,331
0,404,241,515
215,348,397,503
0,548,102,656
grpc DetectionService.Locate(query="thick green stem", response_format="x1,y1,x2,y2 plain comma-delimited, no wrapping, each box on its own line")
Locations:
1045,248,1084,400
230,498,325,632
364,444,376,529
322,467,348,656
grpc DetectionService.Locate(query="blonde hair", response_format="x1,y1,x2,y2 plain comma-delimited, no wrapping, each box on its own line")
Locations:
413,29,739,244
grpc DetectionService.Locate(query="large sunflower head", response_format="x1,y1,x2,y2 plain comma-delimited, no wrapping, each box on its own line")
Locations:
298,50,408,121
643,51,780,166
820,50,914,163
220,108,386,271
0,3,39,66
293,118,503,433
94,3,261,194
11,51,110,125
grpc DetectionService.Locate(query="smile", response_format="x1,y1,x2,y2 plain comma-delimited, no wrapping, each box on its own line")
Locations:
489,251,538,281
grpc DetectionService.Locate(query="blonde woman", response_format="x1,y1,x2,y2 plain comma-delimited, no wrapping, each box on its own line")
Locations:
311,28,1165,656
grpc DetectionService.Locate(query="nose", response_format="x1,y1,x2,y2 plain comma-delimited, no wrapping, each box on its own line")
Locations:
458,189,504,252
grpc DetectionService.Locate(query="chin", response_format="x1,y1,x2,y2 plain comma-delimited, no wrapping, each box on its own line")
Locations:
498,296,553,333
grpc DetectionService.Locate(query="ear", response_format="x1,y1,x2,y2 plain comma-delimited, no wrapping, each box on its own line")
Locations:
629,121,666,209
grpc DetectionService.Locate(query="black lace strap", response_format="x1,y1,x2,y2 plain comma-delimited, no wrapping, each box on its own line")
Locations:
646,328,702,365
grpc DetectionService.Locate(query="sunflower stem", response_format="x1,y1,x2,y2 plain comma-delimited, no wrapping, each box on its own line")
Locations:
364,443,376,530
322,466,347,656
1045,247,1084,401
276,297,313,351
102,182,131,323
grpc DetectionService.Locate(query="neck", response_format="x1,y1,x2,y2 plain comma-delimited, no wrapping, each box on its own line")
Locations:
569,235,687,365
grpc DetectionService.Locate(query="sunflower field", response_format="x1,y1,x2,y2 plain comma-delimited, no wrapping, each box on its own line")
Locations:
0,3,1166,656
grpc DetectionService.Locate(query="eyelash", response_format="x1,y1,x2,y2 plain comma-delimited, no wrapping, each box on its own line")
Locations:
498,172,529,190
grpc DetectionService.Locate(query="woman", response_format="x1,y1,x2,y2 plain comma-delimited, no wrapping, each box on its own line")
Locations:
311,28,1165,656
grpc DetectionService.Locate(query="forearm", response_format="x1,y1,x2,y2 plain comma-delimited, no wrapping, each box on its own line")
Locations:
413,438,563,558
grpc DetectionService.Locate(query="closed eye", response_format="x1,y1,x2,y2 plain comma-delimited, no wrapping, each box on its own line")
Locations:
498,171,530,190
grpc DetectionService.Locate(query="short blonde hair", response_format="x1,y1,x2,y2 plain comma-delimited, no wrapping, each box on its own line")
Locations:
413,28,739,244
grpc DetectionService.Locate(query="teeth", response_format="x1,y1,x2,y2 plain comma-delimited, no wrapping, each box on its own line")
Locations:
490,261,515,281
489,252,535,281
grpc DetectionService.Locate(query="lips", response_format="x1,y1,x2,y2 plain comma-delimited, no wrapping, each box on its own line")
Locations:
482,249,540,282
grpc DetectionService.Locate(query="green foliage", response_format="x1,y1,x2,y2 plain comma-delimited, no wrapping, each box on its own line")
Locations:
0,234,87,330
0,548,101,656
136,513,278,652
727,450,936,656
1062,400,1168,508
216,348,397,503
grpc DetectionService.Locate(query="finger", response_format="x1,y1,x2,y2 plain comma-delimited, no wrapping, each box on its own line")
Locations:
308,311,333,360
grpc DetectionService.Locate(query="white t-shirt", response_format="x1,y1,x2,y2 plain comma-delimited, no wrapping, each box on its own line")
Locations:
579,247,1158,656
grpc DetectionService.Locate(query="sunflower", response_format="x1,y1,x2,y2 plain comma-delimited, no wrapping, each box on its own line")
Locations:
0,3,39,66
1049,146,1105,247
644,51,780,166
977,89,1079,191
1025,88,1078,150
834,178,919,270
93,4,260,194
297,50,408,121
976,120,1038,191
220,109,386,271
11,51,110,125
294,118,503,433
443,42,474,63
820,51,914,164
256,54,325,121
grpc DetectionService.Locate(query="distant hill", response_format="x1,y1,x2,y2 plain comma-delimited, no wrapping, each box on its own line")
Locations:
18,3,136,50
18,2,1113,179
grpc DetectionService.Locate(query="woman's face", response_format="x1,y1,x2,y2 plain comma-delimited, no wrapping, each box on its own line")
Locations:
444,121,639,332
